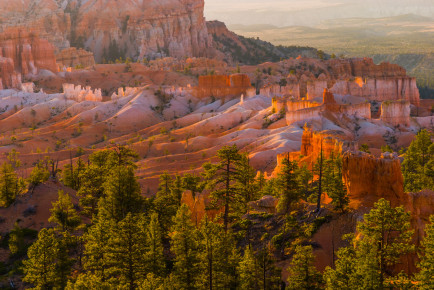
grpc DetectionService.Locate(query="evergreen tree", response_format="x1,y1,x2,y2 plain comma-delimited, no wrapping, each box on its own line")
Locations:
356,198,414,288
49,190,81,233
203,145,242,231
77,162,106,219
107,213,148,289
417,215,434,289
197,217,240,289
28,159,50,187
99,165,143,221
0,161,25,207
23,229,62,288
295,164,313,200
83,214,114,281
323,240,357,290
402,129,433,192
276,157,300,214
170,205,200,289
8,222,25,256
286,245,322,290
146,213,166,277
153,172,179,235
182,173,204,226
323,154,348,212
62,158,86,190
239,247,260,289
256,245,281,290
235,153,258,214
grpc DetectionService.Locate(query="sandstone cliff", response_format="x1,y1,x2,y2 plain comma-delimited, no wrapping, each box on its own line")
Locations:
0,0,214,62
0,28,58,88
56,48,95,69
342,152,406,209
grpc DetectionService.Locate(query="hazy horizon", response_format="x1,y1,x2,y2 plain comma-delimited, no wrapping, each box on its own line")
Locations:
204,0,434,27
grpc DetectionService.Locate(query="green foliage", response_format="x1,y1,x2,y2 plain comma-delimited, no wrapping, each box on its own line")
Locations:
325,199,414,289
197,217,240,289
360,143,371,154
402,129,434,192
49,190,81,233
28,159,50,187
0,162,25,207
286,245,323,289
417,215,434,289
276,157,300,214
322,154,349,212
170,205,200,289
99,164,143,221
23,228,72,289
203,145,243,230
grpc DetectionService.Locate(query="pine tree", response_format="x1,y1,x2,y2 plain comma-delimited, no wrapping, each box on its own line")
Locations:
23,228,60,288
100,165,143,221
170,205,200,289
235,153,258,214
323,241,357,290
49,190,81,233
402,129,433,192
8,222,25,256
417,215,434,289
197,217,240,289
146,213,166,277
286,245,322,290
28,159,50,187
107,213,148,289
323,154,348,212
256,245,281,290
203,145,242,231
276,157,300,214
239,247,260,289
77,162,106,219
0,161,25,207
356,198,414,288
153,172,179,235
83,214,114,281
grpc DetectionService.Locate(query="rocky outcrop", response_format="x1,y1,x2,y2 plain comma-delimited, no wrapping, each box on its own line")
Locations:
342,152,406,209
194,74,252,99
0,0,214,62
380,100,411,127
63,83,102,102
286,90,371,126
248,195,278,214
0,29,58,75
0,29,58,89
56,48,95,69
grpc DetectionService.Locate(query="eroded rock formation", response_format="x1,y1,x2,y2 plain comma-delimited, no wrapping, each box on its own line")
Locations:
0,29,58,89
342,151,406,209
0,0,214,62
380,100,411,127
56,48,95,69
193,74,252,99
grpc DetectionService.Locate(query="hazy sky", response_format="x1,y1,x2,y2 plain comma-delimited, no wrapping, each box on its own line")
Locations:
204,0,434,27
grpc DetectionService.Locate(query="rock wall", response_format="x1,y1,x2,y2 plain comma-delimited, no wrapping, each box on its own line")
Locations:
0,29,58,75
194,74,252,99
286,106,322,126
307,80,328,100
0,28,58,89
342,152,406,209
287,100,321,112
260,83,301,99
380,100,411,127
328,58,407,78
0,57,21,88
340,103,372,120
330,77,420,106
56,48,95,69
0,0,214,62
111,87,141,100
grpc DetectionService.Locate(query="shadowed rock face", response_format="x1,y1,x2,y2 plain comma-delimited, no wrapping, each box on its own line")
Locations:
0,28,58,89
0,0,214,61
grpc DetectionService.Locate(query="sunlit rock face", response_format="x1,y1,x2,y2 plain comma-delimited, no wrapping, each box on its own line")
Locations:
0,0,214,62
